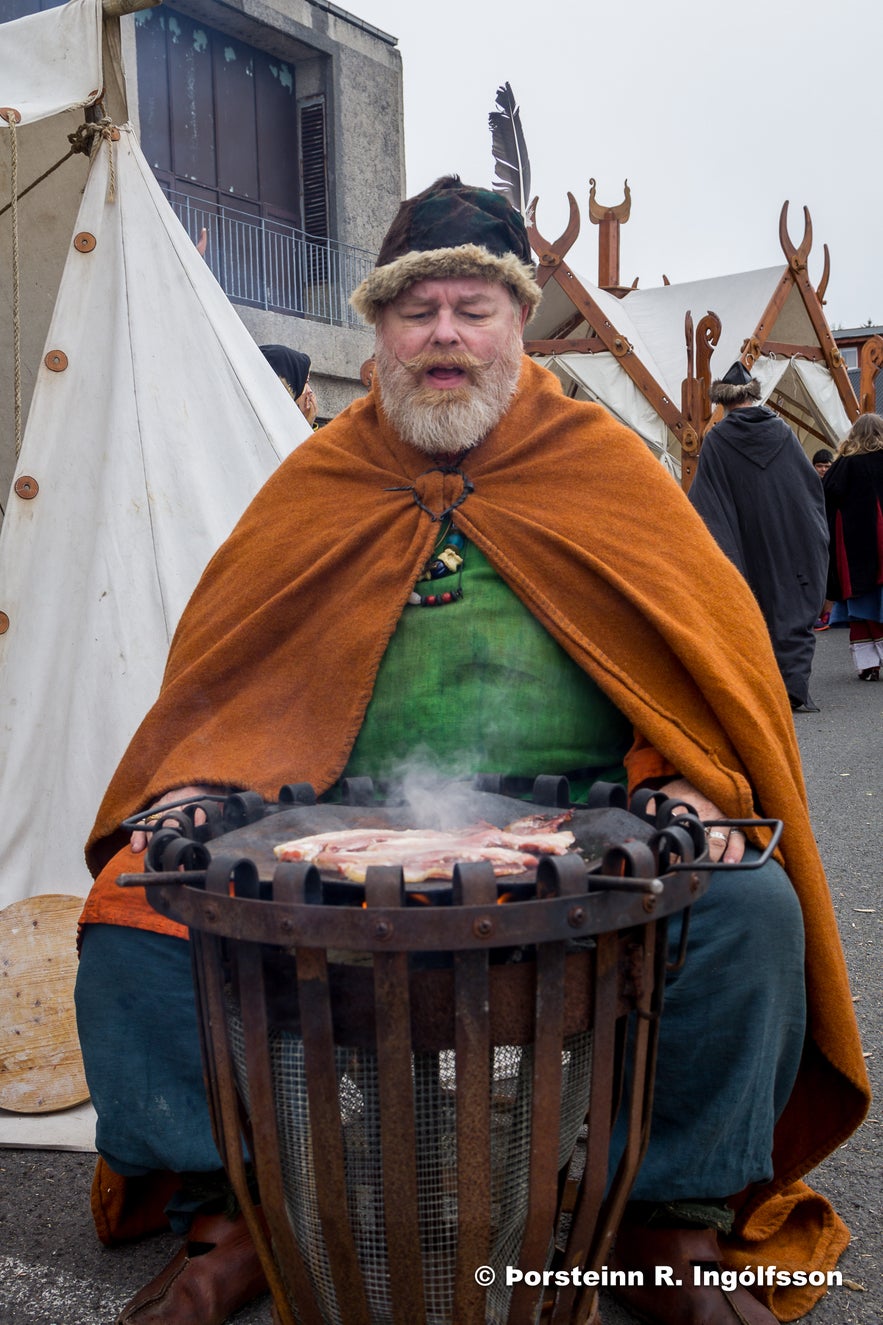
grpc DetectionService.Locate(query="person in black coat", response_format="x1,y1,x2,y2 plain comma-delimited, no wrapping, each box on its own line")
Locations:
812,447,833,478
822,412,883,681
689,362,828,712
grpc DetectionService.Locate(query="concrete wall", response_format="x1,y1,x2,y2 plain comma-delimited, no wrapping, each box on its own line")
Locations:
237,304,373,421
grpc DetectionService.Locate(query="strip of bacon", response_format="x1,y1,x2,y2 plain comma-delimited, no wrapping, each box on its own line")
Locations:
504,810,574,835
494,828,574,854
326,845,540,884
274,827,407,861
274,825,486,862
273,818,575,877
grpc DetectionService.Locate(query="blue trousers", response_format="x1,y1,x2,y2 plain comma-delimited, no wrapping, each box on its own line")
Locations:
75,926,223,1178
75,852,805,1207
612,850,806,1200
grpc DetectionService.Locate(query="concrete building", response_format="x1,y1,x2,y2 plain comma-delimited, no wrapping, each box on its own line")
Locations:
833,325,883,416
124,0,403,419
1,0,404,503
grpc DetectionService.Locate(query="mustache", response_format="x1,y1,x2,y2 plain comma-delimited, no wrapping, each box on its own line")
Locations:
394,349,497,379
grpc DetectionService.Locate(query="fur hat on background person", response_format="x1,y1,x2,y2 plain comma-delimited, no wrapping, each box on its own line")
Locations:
709,360,763,406
350,175,542,324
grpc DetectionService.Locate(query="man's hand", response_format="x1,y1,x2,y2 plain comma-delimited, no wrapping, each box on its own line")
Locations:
297,383,318,426
130,785,217,854
657,777,746,864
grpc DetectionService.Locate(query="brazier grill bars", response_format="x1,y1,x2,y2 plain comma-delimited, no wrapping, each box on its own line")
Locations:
141,799,720,1325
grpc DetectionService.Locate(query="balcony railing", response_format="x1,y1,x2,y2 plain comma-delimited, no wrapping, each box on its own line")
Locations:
166,189,376,329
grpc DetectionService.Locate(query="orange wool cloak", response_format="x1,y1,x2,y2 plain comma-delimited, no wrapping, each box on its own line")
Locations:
84,358,868,1318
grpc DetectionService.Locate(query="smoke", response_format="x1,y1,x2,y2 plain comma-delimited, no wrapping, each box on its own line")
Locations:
385,752,490,829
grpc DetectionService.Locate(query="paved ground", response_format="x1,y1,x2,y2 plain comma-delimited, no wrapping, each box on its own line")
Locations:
0,628,879,1324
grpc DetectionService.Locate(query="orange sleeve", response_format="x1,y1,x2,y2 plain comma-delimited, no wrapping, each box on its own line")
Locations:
78,844,188,943
624,729,678,793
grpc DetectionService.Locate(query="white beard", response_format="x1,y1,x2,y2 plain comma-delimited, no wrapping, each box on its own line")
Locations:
374,327,523,456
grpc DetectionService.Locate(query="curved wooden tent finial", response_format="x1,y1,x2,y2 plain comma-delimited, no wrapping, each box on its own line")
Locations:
696,310,722,379
816,243,831,305
779,200,813,272
859,336,883,414
589,178,631,225
682,309,721,440
526,192,581,269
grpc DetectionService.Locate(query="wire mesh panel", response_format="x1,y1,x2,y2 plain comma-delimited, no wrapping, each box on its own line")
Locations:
225,1004,594,1325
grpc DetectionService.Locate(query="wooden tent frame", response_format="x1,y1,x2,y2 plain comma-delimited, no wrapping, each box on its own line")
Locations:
524,190,862,489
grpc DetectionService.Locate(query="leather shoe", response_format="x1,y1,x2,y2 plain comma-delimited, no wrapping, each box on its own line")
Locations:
789,694,820,713
608,1220,777,1323
116,1210,268,1324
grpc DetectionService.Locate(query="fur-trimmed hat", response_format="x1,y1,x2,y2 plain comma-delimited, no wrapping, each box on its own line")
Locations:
350,175,541,323
709,360,762,406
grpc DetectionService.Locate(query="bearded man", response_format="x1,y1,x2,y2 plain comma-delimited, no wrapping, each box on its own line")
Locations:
75,178,868,1325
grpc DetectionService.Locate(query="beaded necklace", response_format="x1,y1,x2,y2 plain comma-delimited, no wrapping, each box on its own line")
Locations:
407,519,466,607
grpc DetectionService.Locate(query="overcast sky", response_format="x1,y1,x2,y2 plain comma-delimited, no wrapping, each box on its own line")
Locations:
351,0,880,331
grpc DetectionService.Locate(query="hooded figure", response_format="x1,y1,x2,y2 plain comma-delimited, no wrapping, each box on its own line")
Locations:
689,362,829,711
259,344,318,425
258,343,311,399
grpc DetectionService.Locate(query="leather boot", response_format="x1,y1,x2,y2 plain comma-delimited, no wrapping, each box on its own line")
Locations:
608,1219,778,1324
116,1210,268,1324
91,1159,180,1246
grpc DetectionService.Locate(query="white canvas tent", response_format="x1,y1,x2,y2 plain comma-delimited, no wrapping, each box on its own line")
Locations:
0,0,311,1146
525,201,857,480
0,0,103,128
528,273,677,469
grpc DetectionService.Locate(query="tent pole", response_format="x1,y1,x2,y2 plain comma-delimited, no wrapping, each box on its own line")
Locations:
102,0,161,17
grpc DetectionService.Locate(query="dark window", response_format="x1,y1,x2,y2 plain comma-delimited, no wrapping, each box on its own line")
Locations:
256,51,300,219
134,5,301,225
299,98,329,240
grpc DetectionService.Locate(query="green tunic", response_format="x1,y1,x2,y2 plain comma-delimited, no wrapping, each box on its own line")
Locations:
340,540,632,801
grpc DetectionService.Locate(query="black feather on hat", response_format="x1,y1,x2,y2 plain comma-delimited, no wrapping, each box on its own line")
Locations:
709,360,762,406
350,175,541,324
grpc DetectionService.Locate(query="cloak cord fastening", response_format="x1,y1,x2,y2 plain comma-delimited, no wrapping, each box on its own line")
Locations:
384,463,474,523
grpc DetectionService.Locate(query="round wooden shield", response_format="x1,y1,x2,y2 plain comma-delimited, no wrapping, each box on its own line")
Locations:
0,894,90,1112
